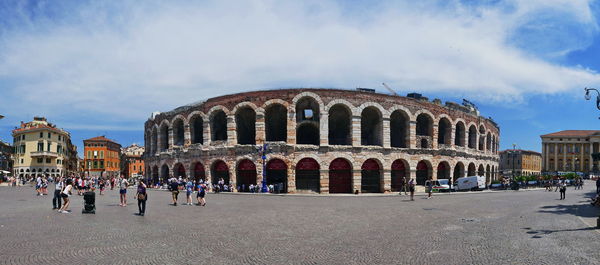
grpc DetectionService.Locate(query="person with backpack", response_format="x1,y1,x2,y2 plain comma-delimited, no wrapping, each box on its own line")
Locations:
196,182,206,206
136,179,147,216
408,178,416,201
170,179,179,206
185,178,194,206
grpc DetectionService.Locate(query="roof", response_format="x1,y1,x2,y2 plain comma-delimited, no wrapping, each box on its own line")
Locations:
84,136,118,144
499,149,541,156
540,130,600,138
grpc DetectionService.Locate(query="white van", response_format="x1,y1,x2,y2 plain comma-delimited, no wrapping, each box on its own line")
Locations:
454,176,486,191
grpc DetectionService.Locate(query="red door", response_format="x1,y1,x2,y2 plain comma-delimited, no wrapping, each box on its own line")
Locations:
329,158,352,193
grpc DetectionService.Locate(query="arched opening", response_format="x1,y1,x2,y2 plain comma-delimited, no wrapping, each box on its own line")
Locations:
453,162,465,181
491,165,496,181
235,107,256,145
173,119,185,146
295,158,320,193
438,118,451,146
151,127,158,154
190,115,204,145
159,123,169,151
491,135,496,153
468,125,477,149
361,107,382,146
328,104,352,145
265,104,287,142
485,165,491,184
211,110,228,141
211,160,230,185
192,162,206,182
160,164,170,181
329,158,352,193
173,163,186,179
416,160,431,185
266,159,287,193
390,110,409,148
296,97,320,146
236,159,256,192
361,159,381,193
478,126,485,151
478,164,484,176
437,162,450,180
467,163,476,176
296,123,320,145
486,132,492,151
416,114,433,149
455,122,465,147
391,159,408,192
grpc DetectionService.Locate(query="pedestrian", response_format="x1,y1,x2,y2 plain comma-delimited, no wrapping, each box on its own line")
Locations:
35,175,42,196
185,178,194,206
596,177,600,194
136,179,147,216
425,179,433,199
559,179,567,200
99,179,105,195
196,182,206,206
408,178,415,201
58,179,73,213
119,176,129,207
170,179,179,206
52,176,64,210
398,177,405,195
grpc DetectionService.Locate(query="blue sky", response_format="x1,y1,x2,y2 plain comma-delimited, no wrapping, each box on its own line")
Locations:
1,0,600,156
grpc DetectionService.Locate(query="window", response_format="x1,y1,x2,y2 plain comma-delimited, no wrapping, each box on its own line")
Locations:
22,135,25,140
37,158,43,163
40,132,43,138
100,161,104,169
37,142,44,152
133,165,136,171
20,159,23,164
93,161,98,169
47,142,51,152
100,151,104,159
47,132,51,138
46,158,51,163
87,151,91,159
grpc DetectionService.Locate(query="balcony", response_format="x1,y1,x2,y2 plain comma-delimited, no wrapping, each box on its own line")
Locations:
30,151,58,158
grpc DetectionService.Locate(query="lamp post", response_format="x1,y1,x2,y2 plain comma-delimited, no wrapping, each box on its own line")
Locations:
256,143,271,193
583,88,600,228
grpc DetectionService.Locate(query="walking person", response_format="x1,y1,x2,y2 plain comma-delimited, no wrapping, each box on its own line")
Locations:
170,179,179,206
408,178,415,201
596,177,600,194
398,177,406,195
58,179,73,213
119,176,129,207
35,175,42,196
559,179,567,200
196,182,206,206
136,179,147,216
99,179,105,195
52,176,64,210
425,179,433,199
185,178,194,206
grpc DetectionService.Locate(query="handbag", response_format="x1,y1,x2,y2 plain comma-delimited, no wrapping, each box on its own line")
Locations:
138,193,146,200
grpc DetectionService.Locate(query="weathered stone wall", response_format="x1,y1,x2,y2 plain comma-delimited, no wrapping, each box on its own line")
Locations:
143,89,500,194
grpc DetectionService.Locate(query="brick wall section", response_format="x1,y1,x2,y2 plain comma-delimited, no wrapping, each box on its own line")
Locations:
144,89,500,194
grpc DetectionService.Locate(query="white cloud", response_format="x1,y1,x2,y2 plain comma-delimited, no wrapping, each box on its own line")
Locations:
0,0,599,126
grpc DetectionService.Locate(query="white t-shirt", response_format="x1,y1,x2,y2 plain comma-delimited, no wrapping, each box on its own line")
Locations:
62,185,72,196
120,179,129,189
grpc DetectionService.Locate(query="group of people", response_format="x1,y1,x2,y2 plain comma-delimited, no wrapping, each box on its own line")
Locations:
168,177,207,206
394,177,417,201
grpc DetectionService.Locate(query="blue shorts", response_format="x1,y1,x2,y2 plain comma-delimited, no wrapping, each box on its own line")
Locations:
186,190,192,196
119,189,127,194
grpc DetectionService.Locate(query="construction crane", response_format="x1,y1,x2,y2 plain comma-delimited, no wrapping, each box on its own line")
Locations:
382,83,398,96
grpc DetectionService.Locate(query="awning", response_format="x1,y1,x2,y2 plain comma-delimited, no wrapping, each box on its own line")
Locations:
0,170,11,174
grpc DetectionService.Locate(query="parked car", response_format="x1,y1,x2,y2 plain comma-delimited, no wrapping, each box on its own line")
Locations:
454,176,486,191
489,183,503,189
432,179,451,192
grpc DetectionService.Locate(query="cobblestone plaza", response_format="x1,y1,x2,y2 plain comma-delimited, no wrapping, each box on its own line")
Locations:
1,184,599,265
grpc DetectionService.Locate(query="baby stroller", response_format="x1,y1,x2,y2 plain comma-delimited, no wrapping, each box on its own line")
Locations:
82,191,96,214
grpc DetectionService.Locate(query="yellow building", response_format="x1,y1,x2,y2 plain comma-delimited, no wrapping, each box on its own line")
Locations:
12,117,78,178
540,130,600,174
499,149,542,176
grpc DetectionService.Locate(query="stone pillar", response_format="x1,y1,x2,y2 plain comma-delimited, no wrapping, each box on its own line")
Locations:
168,127,174,150
320,169,329,194
203,120,211,146
352,116,361,146
554,143,558,171
409,121,417,149
563,143,566,171
256,113,265,145
353,168,361,193
229,161,237,192
450,124,456,150
320,112,329,146
184,124,191,146
431,167,438,181
382,169,391,193
382,117,391,148
256,160,264,186
287,111,296,145
589,142,594,172
432,124,438,149
541,143,546,172
227,115,236,146
580,143,585,172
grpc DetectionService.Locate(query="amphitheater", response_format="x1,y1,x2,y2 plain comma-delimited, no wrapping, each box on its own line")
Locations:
144,88,500,193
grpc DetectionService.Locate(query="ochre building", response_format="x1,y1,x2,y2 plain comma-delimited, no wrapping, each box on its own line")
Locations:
12,117,78,178
499,149,542,176
541,130,600,174
83,136,122,178
144,89,500,193
121,144,145,178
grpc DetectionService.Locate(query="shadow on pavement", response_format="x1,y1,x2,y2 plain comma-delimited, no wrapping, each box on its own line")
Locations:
537,190,600,218
522,226,598,238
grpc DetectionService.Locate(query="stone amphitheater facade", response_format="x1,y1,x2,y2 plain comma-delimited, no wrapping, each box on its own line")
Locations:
143,89,500,194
